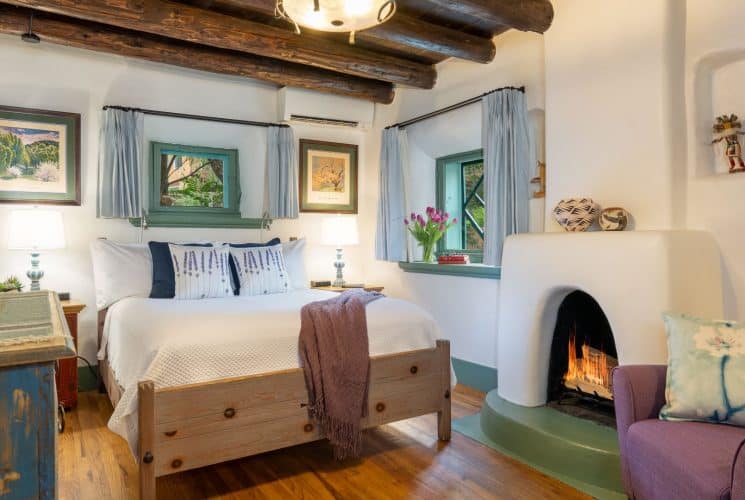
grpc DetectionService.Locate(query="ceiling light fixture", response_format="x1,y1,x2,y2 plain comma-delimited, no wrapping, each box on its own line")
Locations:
277,0,396,44
21,12,40,44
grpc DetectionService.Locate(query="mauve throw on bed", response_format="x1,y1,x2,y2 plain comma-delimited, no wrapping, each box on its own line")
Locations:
299,289,383,459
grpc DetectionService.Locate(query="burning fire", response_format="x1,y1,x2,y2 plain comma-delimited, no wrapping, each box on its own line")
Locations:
563,334,617,400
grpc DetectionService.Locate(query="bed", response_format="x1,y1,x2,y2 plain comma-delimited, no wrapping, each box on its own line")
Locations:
96,289,452,500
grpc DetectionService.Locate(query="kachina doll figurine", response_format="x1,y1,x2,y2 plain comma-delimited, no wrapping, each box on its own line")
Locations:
712,114,745,173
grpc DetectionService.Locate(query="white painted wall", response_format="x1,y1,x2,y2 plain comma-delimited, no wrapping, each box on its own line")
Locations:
684,0,745,318
544,0,687,232
366,30,546,368
0,37,371,361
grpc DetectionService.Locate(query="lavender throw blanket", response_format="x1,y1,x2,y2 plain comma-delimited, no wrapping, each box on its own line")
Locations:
299,290,383,459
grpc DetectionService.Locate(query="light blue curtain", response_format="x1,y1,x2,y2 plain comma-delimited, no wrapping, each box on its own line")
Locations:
482,89,533,266
98,109,144,218
375,126,409,262
265,125,298,219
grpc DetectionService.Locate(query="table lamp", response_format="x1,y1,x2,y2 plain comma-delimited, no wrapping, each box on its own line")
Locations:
7,209,66,291
321,215,359,287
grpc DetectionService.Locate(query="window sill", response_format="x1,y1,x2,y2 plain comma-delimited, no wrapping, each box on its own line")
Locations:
398,261,501,280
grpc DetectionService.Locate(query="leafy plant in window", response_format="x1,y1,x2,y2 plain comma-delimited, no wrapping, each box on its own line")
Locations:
159,155,225,208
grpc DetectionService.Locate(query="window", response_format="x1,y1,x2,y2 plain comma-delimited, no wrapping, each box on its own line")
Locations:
132,142,262,228
436,149,485,263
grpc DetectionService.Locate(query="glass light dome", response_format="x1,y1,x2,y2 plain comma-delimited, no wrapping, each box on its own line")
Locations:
279,0,396,33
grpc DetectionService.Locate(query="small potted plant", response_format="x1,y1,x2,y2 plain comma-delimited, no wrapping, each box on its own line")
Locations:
404,207,457,263
0,276,23,293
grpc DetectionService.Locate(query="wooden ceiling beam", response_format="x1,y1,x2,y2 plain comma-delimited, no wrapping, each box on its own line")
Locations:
424,0,554,34
0,6,395,103
0,0,436,88
196,0,495,63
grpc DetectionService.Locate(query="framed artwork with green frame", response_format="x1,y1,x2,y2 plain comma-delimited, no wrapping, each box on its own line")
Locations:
0,105,80,205
436,149,485,263
130,141,264,228
299,139,358,214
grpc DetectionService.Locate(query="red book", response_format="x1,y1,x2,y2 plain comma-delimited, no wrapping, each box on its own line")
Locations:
438,254,470,264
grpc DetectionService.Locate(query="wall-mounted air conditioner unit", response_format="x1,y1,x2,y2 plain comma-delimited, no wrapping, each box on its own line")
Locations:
278,87,375,129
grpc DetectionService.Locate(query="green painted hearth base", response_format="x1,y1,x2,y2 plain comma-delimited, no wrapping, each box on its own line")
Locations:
453,389,625,500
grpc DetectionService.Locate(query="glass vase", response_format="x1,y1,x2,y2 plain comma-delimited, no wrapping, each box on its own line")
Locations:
421,243,435,263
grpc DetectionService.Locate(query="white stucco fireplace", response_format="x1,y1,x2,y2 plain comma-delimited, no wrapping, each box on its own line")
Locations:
497,231,724,407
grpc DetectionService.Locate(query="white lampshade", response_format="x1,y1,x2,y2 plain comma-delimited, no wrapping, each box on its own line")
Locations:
281,0,396,33
321,215,359,247
7,210,66,250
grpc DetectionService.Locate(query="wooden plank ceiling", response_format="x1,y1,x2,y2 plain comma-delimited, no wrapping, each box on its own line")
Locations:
0,0,554,103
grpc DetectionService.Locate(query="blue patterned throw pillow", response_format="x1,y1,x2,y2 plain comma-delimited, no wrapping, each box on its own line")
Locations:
660,312,745,427
168,244,233,300
229,245,290,296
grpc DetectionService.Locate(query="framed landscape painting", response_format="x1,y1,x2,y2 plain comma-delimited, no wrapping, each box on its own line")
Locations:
299,139,358,214
0,105,80,205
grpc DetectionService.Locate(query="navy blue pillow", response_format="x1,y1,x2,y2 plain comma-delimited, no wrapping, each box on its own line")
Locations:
228,238,281,295
148,242,212,299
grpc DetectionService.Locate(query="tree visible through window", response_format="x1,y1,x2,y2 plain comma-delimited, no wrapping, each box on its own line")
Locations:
462,159,485,250
436,150,485,262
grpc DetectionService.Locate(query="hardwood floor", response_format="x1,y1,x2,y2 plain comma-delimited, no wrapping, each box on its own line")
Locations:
59,385,589,499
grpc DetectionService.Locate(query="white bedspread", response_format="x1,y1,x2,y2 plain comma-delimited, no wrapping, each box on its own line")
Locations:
99,290,445,453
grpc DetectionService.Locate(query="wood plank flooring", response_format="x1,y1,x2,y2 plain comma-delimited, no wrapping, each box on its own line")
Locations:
59,385,589,499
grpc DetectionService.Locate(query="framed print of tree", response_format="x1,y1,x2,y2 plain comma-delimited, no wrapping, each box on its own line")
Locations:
299,139,358,214
0,106,80,205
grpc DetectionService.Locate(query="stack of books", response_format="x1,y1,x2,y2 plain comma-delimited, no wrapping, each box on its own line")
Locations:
437,254,470,265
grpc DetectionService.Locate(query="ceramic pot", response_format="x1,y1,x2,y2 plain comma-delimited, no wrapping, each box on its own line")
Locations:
599,207,629,231
552,198,599,232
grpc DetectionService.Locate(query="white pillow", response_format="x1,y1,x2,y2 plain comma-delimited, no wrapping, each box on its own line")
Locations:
90,239,152,310
230,245,290,296
282,238,309,290
169,244,233,300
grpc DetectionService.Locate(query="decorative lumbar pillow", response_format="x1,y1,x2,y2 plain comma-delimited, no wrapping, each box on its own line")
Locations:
227,237,281,295
282,238,309,290
90,239,152,310
230,245,290,296
168,244,233,299
148,241,212,298
660,312,745,427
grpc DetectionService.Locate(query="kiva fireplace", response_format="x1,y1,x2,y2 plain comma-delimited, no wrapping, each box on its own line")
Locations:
452,231,726,497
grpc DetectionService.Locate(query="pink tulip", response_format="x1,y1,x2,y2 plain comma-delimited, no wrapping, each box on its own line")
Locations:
404,218,409,225
411,212,416,220
452,218,458,224
426,206,434,215
438,223,445,231
419,218,426,228
443,212,449,219
432,214,441,223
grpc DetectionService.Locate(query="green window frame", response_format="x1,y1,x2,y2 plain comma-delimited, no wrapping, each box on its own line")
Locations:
130,141,264,228
436,149,485,263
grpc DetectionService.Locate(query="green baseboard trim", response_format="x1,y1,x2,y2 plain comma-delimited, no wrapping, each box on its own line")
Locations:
453,389,624,499
398,261,501,279
78,364,100,392
451,357,498,393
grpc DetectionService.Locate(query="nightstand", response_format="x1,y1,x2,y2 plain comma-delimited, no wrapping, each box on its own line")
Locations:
57,300,85,409
312,285,384,293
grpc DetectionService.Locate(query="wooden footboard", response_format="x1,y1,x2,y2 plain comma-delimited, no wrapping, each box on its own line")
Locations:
136,340,451,500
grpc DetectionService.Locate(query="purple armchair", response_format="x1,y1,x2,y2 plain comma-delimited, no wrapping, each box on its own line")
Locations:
613,365,745,500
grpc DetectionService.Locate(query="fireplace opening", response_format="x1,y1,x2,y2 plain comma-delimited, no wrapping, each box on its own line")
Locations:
546,291,618,427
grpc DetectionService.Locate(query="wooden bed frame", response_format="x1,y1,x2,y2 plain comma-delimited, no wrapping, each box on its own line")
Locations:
97,308,452,500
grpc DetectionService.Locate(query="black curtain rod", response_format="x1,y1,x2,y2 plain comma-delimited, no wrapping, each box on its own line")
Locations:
102,105,289,128
385,85,525,130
